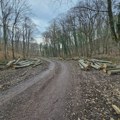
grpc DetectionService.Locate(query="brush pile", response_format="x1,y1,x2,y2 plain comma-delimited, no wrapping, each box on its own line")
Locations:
79,58,120,75
0,58,42,70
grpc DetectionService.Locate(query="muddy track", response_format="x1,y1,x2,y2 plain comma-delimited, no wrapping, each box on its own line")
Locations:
1,60,119,120
0,60,72,120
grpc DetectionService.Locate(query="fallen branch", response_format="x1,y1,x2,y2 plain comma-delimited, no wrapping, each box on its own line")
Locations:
18,61,34,66
14,58,21,65
91,59,112,64
6,60,16,68
14,63,32,69
102,63,116,69
112,104,120,114
107,69,120,75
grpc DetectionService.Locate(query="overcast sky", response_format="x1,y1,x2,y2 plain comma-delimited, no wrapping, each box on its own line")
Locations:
28,0,78,43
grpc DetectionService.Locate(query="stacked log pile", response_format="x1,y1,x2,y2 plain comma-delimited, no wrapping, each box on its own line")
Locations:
0,58,42,70
79,59,120,75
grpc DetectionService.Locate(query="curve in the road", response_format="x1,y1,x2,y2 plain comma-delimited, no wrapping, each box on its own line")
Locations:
0,60,72,120
0,60,55,106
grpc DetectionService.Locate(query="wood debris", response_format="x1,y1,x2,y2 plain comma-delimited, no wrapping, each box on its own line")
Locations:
78,58,120,75
6,60,16,68
112,104,120,114
79,59,90,70
0,58,42,70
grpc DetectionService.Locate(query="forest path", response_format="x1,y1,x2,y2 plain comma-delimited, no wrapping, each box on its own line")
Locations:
0,60,72,120
1,59,119,120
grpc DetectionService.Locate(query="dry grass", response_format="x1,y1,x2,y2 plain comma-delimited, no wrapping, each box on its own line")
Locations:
0,51,22,62
0,51,4,60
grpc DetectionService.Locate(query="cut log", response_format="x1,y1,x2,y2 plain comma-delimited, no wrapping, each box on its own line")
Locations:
91,63,101,70
78,58,120,75
18,61,34,66
6,60,16,68
102,63,116,69
103,68,107,73
86,60,91,66
112,104,120,114
14,58,21,65
79,63,85,70
90,59,112,64
79,60,89,70
14,64,31,69
104,67,120,73
106,67,120,71
107,69,120,75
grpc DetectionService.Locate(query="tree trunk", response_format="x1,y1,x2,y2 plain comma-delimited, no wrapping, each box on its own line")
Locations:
107,0,118,42
27,29,30,57
3,23,7,60
11,25,15,59
23,27,25,59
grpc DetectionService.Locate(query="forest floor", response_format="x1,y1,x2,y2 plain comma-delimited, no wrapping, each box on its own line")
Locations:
65,61,120,120
0,59,120,120
0,61,49,91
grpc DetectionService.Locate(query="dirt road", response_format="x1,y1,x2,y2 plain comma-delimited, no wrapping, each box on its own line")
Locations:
0,60,72,120
0,60,120,120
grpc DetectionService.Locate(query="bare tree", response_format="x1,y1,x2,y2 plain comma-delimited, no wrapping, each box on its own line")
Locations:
0,0,13,59
10,0,30,59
